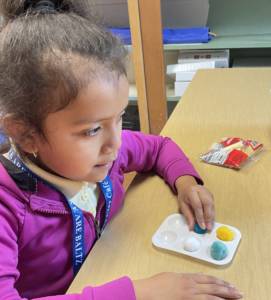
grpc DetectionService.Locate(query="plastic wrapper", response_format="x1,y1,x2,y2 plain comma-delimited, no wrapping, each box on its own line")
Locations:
200,137,264,169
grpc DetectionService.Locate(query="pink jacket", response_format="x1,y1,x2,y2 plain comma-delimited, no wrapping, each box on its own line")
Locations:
0,130,202,299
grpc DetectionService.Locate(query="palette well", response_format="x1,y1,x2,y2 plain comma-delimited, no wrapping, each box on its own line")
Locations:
152,214,241,266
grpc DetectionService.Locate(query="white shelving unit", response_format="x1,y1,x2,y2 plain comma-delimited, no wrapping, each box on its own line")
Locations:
93,0,271,132
126,0,271,102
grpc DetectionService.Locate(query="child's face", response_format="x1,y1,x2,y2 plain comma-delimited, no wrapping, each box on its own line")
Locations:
33,75,129,182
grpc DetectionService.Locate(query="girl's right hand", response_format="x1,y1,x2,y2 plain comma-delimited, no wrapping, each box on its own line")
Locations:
133,272,243,300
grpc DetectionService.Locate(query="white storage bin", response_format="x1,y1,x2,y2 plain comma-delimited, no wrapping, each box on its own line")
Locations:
92,0,209,28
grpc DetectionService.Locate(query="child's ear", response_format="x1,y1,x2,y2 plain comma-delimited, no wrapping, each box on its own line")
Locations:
2,114,39,154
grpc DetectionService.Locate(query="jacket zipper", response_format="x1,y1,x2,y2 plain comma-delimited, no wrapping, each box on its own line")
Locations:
31,208,69,215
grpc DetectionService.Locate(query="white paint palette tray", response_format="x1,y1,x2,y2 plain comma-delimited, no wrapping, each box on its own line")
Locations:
152,214,241,266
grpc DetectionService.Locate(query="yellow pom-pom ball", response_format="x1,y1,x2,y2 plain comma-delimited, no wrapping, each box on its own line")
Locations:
216,226,235,241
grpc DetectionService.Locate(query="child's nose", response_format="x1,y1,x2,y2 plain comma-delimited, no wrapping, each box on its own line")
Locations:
101,127,121,155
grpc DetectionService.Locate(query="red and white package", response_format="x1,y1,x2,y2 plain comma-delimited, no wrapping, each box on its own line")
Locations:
200,137,264,169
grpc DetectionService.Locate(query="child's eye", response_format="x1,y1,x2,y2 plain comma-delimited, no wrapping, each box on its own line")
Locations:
84,126,101,137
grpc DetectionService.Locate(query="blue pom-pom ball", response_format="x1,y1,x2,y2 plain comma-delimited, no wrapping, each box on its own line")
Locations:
193,223,207,234
210,241,228,260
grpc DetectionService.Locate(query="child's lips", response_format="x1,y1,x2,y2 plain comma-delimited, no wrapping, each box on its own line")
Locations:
95,161,113,169
95,156,116,169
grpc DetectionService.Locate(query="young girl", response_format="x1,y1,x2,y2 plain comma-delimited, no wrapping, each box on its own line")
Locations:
0,1,243,299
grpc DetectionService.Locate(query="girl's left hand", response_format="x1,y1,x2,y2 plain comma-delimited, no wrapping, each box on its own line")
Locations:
175,176,215,231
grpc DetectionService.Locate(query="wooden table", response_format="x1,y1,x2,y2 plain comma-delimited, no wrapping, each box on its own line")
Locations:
68,68,271,299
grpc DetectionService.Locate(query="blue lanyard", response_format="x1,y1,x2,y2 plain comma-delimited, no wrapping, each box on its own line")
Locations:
62,175,113,275
99,176,113,232
67,201,85,274
7,149,114,275
67,176,113,275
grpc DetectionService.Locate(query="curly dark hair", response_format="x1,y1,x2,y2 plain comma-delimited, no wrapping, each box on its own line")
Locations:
0,0,127,149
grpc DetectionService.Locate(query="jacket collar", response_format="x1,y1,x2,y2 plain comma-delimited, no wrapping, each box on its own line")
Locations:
0,155,37,192
0,155,70,214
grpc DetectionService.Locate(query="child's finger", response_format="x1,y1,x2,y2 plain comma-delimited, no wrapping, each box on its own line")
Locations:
204,204,215,231
180,202,195,230
197,283,243,299
189,190,205,229
200,193,215,230
193,273,229,285
192,274,243,298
